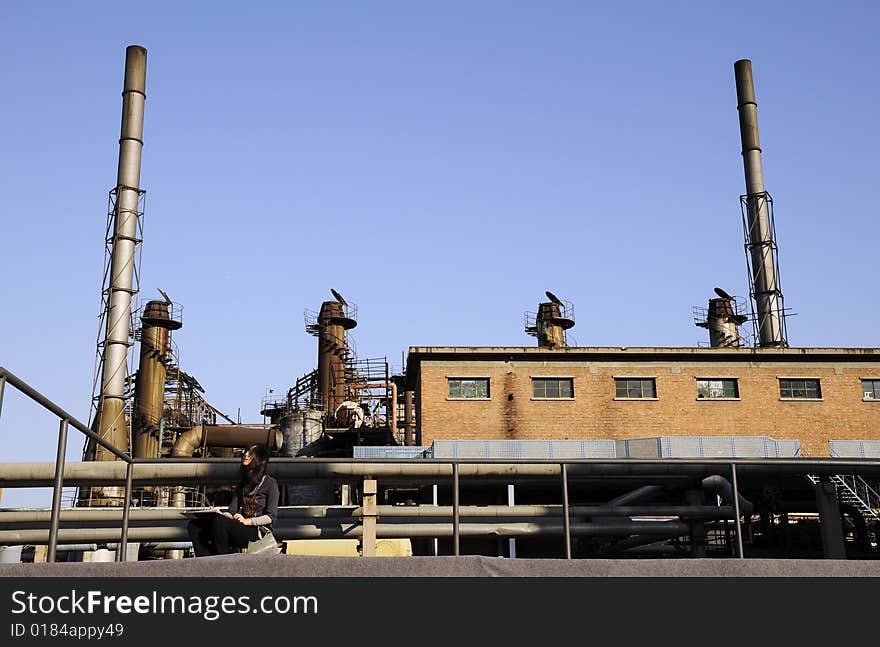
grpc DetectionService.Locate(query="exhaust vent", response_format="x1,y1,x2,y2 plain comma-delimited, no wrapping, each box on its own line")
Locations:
305,289,357,415
524,291,575,349
694,287,749,348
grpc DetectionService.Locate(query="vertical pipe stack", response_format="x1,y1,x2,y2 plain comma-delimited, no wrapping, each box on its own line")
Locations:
734,59,785,347
316,300,356,420
404,390,414,446
133,300,180,458
704,297,742,348
535,302,567,349
94,46,147,465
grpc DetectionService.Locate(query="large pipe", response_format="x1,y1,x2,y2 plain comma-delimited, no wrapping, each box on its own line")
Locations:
734,59,785,347
171,425,283,457
0,520,691,545
0,504,737,525
702,475,754,517
3,459,880,488
95,45,148,463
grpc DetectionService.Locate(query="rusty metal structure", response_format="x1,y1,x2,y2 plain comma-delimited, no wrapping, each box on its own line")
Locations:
259,291,400,461
133,293,182,458
308,290,358,417
525,291,575,349
694,287,749,348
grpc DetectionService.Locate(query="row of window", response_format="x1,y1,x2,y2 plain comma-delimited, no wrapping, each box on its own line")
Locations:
447,377,880,401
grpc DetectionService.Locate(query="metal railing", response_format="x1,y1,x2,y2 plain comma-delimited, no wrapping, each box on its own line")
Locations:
0,367,135,563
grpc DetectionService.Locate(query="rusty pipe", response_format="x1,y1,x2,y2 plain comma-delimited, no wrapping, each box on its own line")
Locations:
171,425,283,457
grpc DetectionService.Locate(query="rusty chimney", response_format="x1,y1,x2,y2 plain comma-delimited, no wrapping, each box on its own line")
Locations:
133,292,181,458
525,291,575,349
695,288,748,348
94,45,148,468
308,290,357,418
734,59,787,347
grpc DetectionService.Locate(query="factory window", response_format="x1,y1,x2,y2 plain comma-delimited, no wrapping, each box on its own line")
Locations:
696,378,739,400
532,378,574,399
614,378,657,399
862,379,880,400
447,378,490,399
779,378,821,400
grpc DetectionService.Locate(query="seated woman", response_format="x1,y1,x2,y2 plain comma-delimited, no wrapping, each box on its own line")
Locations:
187,443,279,556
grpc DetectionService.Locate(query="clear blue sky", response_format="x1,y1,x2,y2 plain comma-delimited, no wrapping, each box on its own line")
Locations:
1,2,878,506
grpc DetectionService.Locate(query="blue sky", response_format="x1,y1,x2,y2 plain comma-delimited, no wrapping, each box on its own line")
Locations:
1,2,878,506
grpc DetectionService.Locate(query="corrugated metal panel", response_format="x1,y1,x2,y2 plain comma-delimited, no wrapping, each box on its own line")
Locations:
774,440,802,458
616,436,800,458
830,440,880,459
352,446,432,459
430,437,800,459
616,438,661,458
666,436,704,457
431,439,617,459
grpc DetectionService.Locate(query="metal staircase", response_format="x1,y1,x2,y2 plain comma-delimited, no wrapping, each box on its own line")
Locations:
807,473,880,524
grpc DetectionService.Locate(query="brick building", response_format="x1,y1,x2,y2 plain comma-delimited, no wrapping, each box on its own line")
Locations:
403,346,880,457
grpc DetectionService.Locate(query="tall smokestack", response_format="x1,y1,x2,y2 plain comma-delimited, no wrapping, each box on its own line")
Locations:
95,45,147,463
734,59,787,347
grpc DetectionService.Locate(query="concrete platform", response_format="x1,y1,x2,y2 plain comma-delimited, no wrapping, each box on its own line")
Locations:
2,555,880,577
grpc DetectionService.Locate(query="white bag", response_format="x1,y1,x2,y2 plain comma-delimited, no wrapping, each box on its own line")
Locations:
246,527,280,554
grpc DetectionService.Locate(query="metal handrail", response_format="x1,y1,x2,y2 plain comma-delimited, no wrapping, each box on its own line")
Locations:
0,367,784,561
0,367,135,563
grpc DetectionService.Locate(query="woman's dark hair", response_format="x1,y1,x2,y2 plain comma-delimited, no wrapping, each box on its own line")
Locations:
241,443,269,490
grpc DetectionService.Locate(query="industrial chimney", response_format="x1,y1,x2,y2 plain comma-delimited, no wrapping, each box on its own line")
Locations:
306,289,357,419
133,292,181,458
695,287,748,348
93,45,148,470
525,291,575,349
734,59,788,347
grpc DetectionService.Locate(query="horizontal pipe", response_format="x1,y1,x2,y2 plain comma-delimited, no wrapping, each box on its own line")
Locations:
0,520,690,545
50,542,192,553
0,504,737,525
171,425,284,457
2,458,880,488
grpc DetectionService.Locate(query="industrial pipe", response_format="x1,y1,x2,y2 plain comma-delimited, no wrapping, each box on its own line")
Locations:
702,475,754,517
0,504,738,527
95,45,148,463
734,59,785,347
0,520,691,545
171,425,283,457
3,459,880,488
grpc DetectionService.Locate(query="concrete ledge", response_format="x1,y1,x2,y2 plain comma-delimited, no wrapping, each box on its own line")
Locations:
2,555,879,578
